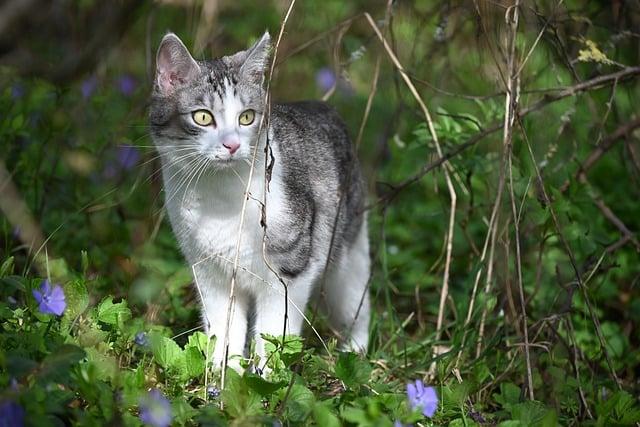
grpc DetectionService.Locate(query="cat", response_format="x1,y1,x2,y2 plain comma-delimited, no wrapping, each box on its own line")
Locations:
149,31,370,372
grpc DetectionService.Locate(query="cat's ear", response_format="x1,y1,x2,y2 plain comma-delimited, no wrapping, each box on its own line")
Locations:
238,32,272,86
155,33,200,95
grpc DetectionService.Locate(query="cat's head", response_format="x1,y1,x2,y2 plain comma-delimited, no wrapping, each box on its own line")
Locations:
149,32,271,169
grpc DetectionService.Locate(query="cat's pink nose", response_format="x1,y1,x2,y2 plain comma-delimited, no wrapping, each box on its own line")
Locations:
222,140,240,155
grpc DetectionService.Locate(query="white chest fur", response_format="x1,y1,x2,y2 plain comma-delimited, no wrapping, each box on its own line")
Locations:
161,158,285,291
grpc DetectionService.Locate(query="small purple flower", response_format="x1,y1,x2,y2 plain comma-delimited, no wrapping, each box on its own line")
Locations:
134,332,148,347
139,389,172,427
394,421,412,427
11,84,25,100
406,380,438,418
0,400,25,427
116,74,137,96
117,146,140,170
315,67,336,92
81,75,97,99
32,279,66,316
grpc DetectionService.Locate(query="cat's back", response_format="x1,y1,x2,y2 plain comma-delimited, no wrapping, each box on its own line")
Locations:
270,100,359,190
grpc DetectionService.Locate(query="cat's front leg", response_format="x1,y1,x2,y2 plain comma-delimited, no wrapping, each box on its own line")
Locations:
252,275,313,372
196,274,250,373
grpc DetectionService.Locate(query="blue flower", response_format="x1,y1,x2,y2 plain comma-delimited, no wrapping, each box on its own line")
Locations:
134,331,149,347
206,385,220,400
139,389,172,427
315,67,336,92
406,379,438,418
0,400,25,427
116,74,137,96
32,279,66,316
81,75,97,99
10,84,25,100
117,146,140,170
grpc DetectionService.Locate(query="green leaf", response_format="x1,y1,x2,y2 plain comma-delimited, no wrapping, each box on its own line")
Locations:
62,280,89,322
187,331,215,358
244,373,287,396
221,369,263,419
150,332,183,371
281,382,315,423
313,402,340,427
184,346,204,378
334,352,372,389
96,296,131,326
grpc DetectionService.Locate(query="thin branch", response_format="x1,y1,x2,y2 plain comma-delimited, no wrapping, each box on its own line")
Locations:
363,13,458,344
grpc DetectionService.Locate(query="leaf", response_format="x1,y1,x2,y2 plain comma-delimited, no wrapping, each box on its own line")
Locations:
221,369,263,419
150,332,184,371
96,296,131,326
282,382,315,423
62,280,89,321
313,402,340,427
184,346,204,378
244,373,287,396
334,352,372,389
186,331,215,358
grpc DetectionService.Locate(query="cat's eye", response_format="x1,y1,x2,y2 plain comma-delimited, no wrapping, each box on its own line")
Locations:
239,109,255,126
192,110,214,126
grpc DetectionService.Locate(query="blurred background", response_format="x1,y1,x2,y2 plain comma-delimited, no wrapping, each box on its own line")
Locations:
1,0,640,419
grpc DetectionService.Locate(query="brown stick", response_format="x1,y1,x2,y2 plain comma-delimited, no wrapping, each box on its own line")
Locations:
560,117,640,192
0,158,47,275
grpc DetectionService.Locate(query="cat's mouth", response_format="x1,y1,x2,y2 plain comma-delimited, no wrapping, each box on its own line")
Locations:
212,155,242,167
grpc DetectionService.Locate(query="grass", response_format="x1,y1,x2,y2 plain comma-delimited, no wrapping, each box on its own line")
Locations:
1,0,640,426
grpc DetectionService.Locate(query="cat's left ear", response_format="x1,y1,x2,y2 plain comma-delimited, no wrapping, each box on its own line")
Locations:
239,32,272,86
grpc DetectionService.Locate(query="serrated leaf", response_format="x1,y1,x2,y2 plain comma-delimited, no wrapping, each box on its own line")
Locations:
150,332,183,371
281,382,314,423
335,352,371,389
221,369,263,419
96,296,131,326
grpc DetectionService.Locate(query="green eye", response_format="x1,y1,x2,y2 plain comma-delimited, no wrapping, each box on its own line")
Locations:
192,110,214,126
239,109,255,126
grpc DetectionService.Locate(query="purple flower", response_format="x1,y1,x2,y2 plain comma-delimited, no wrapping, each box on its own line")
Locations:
116,74,137,96
117,146,140,170
81,75,97,99
32,280,66,316
0,400,25,427
394,421,412,427
134,332,148,347
406,380,438,418
315,67,336,92
11,84,25,100
139,389,172,427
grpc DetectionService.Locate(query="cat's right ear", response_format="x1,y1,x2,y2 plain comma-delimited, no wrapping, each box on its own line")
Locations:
155,33,200,95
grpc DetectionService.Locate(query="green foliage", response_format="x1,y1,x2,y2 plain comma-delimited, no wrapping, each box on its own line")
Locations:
1,0,640,426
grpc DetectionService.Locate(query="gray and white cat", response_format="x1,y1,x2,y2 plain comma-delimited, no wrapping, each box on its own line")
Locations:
149,32,370,371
